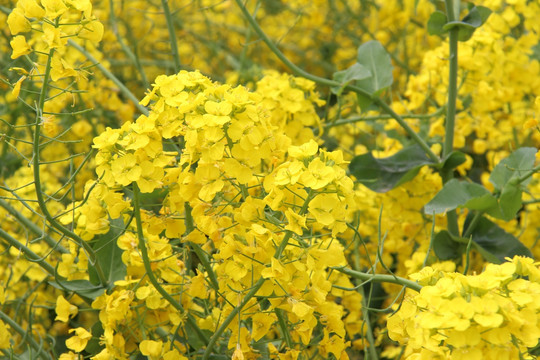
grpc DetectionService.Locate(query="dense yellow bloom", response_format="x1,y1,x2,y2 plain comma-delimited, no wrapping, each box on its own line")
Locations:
388,257,540,359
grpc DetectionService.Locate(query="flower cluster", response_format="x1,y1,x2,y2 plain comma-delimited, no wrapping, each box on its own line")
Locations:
77,70,362,359
388,256,540,359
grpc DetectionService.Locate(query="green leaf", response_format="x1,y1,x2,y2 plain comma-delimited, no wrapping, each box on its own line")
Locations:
427,11,447,36
439,150,466,173
466,6,492,27
85,322,104,355
498,183,522,221
468,216,532,263
356,40,393,95
443,6,493,41
433,230,465,260
489,147,537,190
332,63,372,95
91,217,127,287
349,144,434,193
49,279,105,301
424,179,496,214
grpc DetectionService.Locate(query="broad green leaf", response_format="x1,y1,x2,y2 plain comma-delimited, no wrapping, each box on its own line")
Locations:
439,150,466,173
498,183,522,221
468,216,532,263
489,147,537,190
355,93,375,113
433,230,465,260
356,41,393,95
466,6,492,27
349,145,434,193
91,217,127,287
185,320,212,351
427,11,447,35
443,6,493,41
85,322,104,355
332,63,372,94
424,179,496,214
49,279,105,301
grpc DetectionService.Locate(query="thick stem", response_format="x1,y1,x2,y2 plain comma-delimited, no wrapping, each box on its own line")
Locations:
32,47,107,287
0,198,68,254
0,228,55,275
442,0,461,236
132,184,208,345
333,267,422,293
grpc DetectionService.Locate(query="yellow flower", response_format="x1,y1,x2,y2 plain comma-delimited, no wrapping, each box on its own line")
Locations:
50,53,78,81
308,194,339,227
55,295,78,322
58,352,78,360
19,0,46,18
42,22,67,49
140,340,163,360
251,312,276,341
7,8,31,35
288,139,318,159
232,344,244,360
10,35,31,59
300,157,335,189
284,208,306,235
41,0,68,18
65,327,92,352
11,76,26,98
111,153,142,186
78,19,104,43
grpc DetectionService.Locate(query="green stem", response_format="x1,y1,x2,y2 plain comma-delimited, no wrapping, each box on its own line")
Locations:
67,40,149,116
0,311,52,360
333,267,422,293
442,0,461,236
161,0,181,72
358,286,379,360
233,0,439,164
190,242,219,290
0,198,68,254
324,107,444,129
132,184,208,345
32,47,108,287
0,228,55,275
517,163,540,184
275,308,293,348
183,203,219,290
202,277,265,360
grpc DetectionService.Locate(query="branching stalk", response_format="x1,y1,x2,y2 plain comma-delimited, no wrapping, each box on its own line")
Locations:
132,183,208,345
32,47,108,287
333,267,422,293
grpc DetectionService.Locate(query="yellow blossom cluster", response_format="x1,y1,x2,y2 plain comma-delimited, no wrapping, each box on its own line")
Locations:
388,256,540,359
68,70,362,359
1,0,540,358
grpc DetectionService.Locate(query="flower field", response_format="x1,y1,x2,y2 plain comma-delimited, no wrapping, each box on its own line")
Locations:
1,0,540,359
